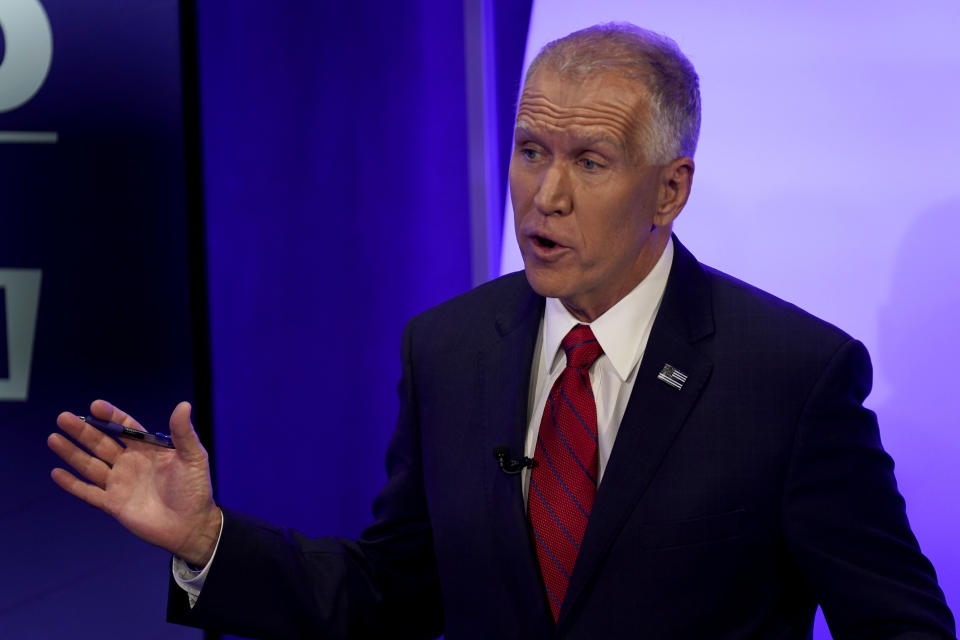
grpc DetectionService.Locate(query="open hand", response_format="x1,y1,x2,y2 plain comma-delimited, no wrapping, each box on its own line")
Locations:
48,399,222,566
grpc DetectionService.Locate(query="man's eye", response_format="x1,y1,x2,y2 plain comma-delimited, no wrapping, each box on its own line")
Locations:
521,148,539,161
580,158,602,171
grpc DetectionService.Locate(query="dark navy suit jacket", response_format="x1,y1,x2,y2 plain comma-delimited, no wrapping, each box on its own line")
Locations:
169,238,955,639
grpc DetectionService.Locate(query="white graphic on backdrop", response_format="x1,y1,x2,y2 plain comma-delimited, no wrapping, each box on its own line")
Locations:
0,0,56,143
0,269,42,401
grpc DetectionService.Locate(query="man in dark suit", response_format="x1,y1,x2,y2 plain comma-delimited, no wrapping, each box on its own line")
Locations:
49,23,954,639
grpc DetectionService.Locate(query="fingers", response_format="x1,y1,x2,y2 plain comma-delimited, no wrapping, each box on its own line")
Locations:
169,401,207,462
90,399,144,431
55,411,124,466
50,466,107,511
47,431,113,488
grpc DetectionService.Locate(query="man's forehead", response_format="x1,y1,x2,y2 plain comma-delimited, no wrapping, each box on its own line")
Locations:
520,66,646,106
514,71,646,151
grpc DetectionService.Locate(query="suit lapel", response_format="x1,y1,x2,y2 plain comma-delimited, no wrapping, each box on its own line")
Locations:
558,237,716,629
478,277,555,631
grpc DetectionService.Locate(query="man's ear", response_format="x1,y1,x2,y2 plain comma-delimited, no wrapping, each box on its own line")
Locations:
653,156,695,227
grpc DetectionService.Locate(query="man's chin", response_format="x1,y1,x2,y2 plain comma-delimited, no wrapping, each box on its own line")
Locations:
522,266,569,300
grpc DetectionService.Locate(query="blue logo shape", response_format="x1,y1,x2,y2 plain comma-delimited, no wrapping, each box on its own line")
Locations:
0,0,53,113
0,270,41,401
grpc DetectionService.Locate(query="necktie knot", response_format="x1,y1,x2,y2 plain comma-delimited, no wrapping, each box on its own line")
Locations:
561,324,603,371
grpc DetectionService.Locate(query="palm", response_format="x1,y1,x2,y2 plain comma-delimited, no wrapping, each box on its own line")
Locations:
105,445,207,548
48,400,221,565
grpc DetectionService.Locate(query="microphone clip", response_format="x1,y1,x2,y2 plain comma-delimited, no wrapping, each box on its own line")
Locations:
493,446,537,475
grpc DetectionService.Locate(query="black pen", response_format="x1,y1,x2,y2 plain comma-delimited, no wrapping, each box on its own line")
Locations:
80,416,175,449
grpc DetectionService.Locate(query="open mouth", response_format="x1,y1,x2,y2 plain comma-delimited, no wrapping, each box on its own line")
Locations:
535,236,557,248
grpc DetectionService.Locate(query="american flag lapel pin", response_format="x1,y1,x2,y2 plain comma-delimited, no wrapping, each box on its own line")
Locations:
657,364,688,390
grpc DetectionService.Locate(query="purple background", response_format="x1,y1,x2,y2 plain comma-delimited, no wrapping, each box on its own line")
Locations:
196,0,476,542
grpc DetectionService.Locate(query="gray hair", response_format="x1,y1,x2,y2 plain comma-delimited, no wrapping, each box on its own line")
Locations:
525,23,701,164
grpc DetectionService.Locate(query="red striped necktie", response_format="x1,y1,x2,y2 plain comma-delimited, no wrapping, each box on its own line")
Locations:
529,323,603,621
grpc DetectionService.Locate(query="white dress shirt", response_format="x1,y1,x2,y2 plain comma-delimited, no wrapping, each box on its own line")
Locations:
174,238,674,604
521,238,673,505
172,511,223,606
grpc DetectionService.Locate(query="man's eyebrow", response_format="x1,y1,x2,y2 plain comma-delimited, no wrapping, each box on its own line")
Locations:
575,133,623,151
514,120,624,153
514,120,536,137
513,120,547,145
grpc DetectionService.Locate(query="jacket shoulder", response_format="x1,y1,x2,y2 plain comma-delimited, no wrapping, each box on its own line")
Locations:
703,264,853,346
694,263,867,397
405,271,540,352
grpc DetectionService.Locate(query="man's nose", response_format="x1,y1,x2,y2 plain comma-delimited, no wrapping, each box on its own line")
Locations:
533,163,572,215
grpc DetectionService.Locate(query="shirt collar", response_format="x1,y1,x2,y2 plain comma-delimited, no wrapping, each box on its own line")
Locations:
542,237,674,382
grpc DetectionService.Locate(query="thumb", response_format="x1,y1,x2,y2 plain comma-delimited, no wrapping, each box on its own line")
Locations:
169,401,206,461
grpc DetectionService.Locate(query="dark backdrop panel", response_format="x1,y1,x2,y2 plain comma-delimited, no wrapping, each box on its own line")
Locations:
0,0,201,637
197,0,473,553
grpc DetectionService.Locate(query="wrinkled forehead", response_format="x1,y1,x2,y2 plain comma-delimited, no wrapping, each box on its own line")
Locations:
515,69,649,154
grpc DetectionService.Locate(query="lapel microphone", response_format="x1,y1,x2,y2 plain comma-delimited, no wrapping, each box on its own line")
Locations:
493,446,537,475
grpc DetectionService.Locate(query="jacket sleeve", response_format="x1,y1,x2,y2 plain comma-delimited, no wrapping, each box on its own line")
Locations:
167,320,443,639
782,338,955,639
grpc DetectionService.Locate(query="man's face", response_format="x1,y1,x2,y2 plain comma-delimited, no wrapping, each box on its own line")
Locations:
510,68,666,321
